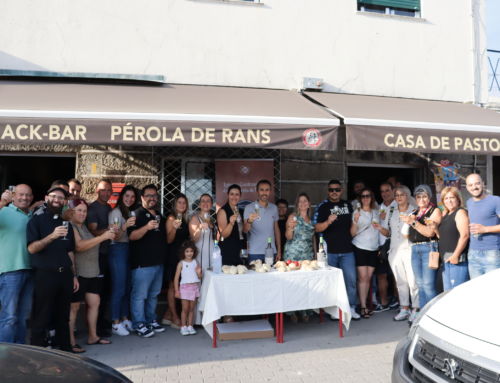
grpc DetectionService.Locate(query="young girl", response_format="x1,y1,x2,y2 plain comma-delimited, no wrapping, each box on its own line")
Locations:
174,241,202,336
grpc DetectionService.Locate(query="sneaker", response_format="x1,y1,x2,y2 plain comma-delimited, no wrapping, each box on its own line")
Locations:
389,298,400,310
393,309,411,321
112,323,130,336
350,307,361,321
408,309,419,324
161,318,172,326
187,326,197,335
135,324,155,338
148,320,165,333
122,319,133,332
374,303,390,313
180,326,189,336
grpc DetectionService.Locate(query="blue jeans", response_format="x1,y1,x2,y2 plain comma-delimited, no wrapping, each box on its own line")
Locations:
411,242,437,308
108,242,131,321
442,261,469,291
327,252,357,308
130,265,163,329
468,249,500,279
249,254,265,262
0,270,33,343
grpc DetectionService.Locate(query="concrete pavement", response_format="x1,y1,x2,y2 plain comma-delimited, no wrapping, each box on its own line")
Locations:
81,310,408,383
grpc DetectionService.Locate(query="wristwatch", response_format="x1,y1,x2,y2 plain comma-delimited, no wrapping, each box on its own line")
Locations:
411,221,417,227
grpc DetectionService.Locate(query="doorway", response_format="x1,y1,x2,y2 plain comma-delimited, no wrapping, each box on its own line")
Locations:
0,154,76,202
347,164,420,203
493,156,500,196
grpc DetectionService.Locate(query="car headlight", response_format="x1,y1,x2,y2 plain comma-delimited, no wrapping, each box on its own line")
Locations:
408,290,450,341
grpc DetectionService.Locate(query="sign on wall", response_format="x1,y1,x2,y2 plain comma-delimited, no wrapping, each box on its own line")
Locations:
215,160,275,210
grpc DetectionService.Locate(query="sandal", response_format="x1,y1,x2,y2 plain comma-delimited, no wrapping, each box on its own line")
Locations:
71,344,86,353
360,308,371,319
87,337,112,345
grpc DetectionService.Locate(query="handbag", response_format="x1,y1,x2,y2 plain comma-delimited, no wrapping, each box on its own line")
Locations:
428,251,440,269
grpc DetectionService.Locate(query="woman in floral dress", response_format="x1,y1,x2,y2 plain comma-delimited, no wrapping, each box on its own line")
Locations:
284,192,316,322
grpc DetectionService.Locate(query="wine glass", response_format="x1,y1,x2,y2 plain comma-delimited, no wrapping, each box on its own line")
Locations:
62,221,69,241
111,217,120,244
233,206,241,223
155,215,161,232
254,203,261,221
202,212,210,232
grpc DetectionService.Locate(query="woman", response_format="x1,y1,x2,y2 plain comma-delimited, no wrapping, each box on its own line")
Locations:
402,184,441,311
69,199,115,353
162,193,190,329
108,185,137,336
189,194,215,272
385,186,419,322
283,192,316,322
437,187,470,291
217,184,245,266
351,188,384,318
189,193,215,324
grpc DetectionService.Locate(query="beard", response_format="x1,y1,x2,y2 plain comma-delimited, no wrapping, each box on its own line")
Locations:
47,202,63,215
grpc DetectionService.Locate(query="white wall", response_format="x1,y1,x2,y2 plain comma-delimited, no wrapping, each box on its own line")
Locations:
0,0,481,102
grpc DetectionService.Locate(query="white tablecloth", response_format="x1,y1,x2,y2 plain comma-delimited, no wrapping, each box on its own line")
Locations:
198,267,351,338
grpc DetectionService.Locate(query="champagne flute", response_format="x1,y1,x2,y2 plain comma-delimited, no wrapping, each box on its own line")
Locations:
111,217,120,244
202,212,210,232
62,221,69,241
233,206,241,223
129,211,136,227
155,215,161,232
254,203,261,221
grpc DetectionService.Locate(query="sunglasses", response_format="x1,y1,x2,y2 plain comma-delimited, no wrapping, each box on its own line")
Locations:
361,195,371,198
328,188,342,193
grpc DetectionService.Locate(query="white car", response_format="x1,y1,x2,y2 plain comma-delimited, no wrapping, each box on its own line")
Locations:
392,268,500,382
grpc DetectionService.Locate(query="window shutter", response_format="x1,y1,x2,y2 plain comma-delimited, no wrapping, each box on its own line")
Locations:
358,0,420,11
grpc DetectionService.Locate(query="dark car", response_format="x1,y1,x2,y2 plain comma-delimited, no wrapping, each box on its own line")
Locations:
0,343,132,383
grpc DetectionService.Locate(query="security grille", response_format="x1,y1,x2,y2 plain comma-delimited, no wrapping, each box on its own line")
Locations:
154,147,281,215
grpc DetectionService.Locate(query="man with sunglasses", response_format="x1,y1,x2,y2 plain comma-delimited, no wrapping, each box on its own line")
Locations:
315,180,360,320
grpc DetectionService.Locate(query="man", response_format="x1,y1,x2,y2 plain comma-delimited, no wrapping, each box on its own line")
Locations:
243,179,281,262
31,180,70,213
386,176,401,189
276,198,289,253
465,173,500,278
373,182,398,312
315,180,360,320
27,186,78,352
0,184,34,344
87,179,113,336
68,178,83,200
128,184,167,338
351,180,365,209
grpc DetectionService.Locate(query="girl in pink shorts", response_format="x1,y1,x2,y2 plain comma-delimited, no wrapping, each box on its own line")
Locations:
174,241,202,336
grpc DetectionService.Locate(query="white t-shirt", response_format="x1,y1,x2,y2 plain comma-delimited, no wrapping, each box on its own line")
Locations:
352,209,380,251
180,259,200,284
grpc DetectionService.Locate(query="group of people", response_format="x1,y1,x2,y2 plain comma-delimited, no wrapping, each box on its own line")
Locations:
0,173,499,353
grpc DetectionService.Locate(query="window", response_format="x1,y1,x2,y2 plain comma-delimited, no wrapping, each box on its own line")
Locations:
358,0,421,17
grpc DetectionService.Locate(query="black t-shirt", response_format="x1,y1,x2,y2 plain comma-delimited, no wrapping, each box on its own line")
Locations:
127,207,167,269
87,200,112,254
27,210,75,270
316,200,353,254
278,218,287,251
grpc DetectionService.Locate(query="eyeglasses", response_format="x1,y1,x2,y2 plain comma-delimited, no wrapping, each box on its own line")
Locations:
48,194,65,201
328,188,342,193
144,194,158,199
361,195,371,198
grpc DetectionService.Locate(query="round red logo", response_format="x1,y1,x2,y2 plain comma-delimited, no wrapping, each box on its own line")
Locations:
302,128,322,147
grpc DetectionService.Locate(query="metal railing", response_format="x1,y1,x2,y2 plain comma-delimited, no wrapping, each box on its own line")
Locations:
488,49,500,98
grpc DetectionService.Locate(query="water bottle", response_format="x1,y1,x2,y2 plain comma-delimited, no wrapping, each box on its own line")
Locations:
317,236,327,269
265,237,274,266
212,240,222,274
